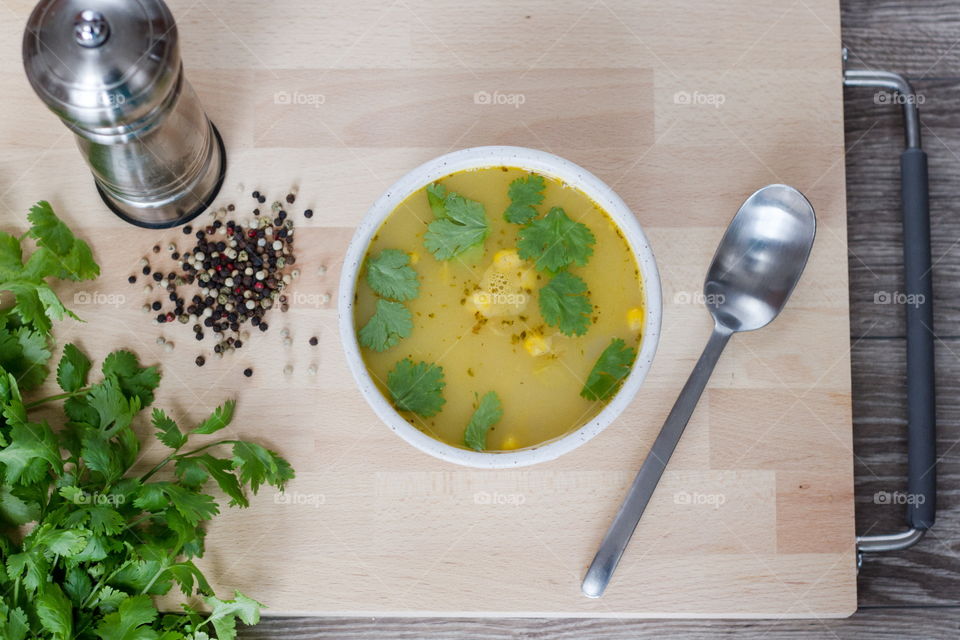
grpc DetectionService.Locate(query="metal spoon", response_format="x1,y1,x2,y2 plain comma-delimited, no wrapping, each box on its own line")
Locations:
581,184,816,598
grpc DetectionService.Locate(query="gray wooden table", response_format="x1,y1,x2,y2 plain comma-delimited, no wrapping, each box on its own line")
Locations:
241,1,960,636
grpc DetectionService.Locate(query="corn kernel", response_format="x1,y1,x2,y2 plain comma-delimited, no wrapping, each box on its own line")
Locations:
627,307,644,332
494,248,522,271
524,334,550,356
501,436,519,450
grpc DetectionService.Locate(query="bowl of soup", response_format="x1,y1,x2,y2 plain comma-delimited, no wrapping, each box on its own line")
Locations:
338,146,661,468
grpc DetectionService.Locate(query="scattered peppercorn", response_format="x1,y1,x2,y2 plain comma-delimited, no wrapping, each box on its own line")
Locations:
151,301,161,311
183,225,193,235
195,355,205,367
286,193,295,204
304,209,313,218
128,275,137,284
243,368,253,377
152,245,161,253
309,336,318,346
152,272,163,282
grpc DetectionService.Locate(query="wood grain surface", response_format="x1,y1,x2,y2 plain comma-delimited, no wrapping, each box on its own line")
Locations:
0,0,924,637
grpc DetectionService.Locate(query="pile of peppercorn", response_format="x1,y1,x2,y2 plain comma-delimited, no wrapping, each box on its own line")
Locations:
132,192,303,364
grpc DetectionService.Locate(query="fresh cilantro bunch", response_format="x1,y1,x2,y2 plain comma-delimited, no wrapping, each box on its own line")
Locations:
0,203,294,639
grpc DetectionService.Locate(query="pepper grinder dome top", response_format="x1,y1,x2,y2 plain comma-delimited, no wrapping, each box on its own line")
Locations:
23,0,181,131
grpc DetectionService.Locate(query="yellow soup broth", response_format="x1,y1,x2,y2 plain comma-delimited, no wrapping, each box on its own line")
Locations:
355,166,645,451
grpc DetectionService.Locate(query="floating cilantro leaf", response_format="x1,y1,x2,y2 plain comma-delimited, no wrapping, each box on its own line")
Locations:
504,174,546,224
426,182,448,218
359,299,413,352
517,206,595,272
581,338,637,401
387,358,446,418
539,271,593,336
423,190,489,260
464,391,504,451
365,249,420,301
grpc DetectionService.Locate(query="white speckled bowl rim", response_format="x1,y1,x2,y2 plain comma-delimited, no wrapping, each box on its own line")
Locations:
338,146,662,468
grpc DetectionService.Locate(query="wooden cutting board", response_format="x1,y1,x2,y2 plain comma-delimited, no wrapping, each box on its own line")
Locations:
0,0,855,618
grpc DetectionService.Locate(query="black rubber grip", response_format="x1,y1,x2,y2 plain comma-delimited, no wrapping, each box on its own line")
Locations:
901,147,936,530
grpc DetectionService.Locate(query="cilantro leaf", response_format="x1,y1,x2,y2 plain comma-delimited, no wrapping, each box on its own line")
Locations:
539,272,593,336
464,391,504,451
231,442,294,495
94,594,159,640
102,350,160,407
358,299,413,352
196,454,247,507
0,486,40,526
518,206,595,272
581,338,637,401
0,420,62,484
386,358,446,418
152,408,186,449
426,182,448,218
57,343,91,392
0,605,29,640
423,190,489,260
365,249,420,301
204,591,262,640
168,560,214,597
504,174,546,224
192,399,236,435
26,201,99,281
36,583,72,640
0,232,23,280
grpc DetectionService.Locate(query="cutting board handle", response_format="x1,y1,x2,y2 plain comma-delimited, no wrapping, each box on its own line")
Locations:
843,67,936,561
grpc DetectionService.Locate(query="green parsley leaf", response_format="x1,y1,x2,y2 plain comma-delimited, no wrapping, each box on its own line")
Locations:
539,271,593,336
504,174,546,224
518,206,596,272
581,338,637,401
386,358,446,418
423,190,489,260
426,182,448,218
0,420,62,484
196,454,247,508
0,605,29,640
168,560,214,597
152,408,186,450
192,399,236,435
365,249,420,301
464,391,504,451
56,343,91,392
0,486,40,526
359,299,413,352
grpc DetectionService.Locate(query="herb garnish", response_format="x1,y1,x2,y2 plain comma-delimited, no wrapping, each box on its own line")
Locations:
359,299,413,352
366,249,420,301
539,271,593,336
386,358,446,417
581,338,637,401
464,391,504,451
423,184,489,260
0,202,293,639
503,174,546,224
517,206,595,273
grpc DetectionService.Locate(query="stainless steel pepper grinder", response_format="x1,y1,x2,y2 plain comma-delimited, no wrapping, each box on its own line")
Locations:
23,0,226,228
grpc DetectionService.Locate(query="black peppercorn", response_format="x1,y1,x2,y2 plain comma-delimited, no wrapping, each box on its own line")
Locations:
183,225,193,235
228,204,235,212
286,193,295,204
152,301,161,311
142,265,151,275
195,332,204,341
243,368,253,377
195,355,205,367
128,275,137,284
304,209,313,218
152,272,163,282
309,336,318,346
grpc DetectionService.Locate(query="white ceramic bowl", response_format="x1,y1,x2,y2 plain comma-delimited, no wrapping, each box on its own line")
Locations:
338,146,662,468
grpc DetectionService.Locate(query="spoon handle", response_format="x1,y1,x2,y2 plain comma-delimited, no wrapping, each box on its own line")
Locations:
582,324,733,598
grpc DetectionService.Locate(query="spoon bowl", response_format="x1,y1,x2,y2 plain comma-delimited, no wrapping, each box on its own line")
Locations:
705,185,816,332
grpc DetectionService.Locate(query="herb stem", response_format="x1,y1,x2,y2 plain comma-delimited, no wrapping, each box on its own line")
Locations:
24,387,90,409
139,439,241,482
